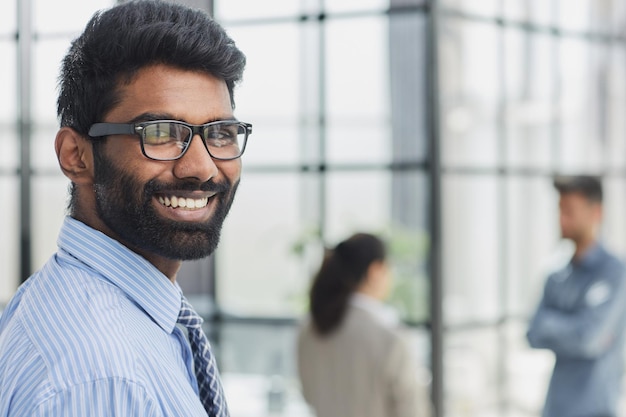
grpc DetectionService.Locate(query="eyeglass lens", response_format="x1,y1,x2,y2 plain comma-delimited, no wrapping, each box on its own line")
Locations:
141,121,246,160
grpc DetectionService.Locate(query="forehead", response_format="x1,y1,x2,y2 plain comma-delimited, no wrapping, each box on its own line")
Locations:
559,192,593,207
106,64,233,123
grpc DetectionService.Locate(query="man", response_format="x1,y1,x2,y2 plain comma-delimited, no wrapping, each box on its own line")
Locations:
0,1,249,416
527,175,626,417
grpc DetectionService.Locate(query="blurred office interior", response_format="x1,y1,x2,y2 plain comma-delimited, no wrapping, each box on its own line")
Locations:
2,0,626,416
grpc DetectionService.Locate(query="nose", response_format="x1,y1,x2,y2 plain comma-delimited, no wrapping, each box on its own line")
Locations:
173,134,218,182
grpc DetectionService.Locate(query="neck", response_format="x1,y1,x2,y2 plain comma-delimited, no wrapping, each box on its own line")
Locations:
355,286,385,302
574,236,596,260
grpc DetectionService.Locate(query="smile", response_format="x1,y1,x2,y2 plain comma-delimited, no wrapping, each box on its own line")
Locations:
157,195,209,209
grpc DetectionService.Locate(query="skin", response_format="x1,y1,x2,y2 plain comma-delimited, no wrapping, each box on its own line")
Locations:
54,64,242,282
356,260,392,301
558,192,602,260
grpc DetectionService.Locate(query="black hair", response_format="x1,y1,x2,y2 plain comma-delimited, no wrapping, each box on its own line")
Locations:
58,0,246,134
553,175,603,203
58,0,246,213
309,233,387,336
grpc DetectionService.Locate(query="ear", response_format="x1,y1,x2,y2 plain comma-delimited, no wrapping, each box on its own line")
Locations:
55,127,94,184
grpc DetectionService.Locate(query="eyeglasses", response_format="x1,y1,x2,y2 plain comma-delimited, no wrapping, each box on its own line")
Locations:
88,119,252,161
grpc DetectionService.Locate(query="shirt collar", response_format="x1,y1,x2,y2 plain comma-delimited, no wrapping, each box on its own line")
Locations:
57,216,182,333
350,293,400,327
573,242,606,269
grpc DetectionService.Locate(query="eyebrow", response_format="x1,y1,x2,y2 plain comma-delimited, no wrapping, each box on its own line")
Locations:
127,112,238,125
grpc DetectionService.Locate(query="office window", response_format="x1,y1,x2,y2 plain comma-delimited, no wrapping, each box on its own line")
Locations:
217,172,318,317
442,175,500,325
438,2,626,416
0,42,18,173
440,19,500,169
0,178,19,305
503,29,554,169
4,1,626,416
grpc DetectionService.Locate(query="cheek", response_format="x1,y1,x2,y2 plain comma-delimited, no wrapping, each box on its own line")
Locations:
217,160,242,182
106,147,171,183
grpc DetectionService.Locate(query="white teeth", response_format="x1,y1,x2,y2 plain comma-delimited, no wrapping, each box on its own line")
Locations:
158,195,209,209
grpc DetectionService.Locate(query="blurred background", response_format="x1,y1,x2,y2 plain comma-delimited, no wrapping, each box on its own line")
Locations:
2,0,626,416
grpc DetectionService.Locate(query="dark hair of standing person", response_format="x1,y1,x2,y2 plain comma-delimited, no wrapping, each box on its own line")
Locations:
553,175,603,203
309,233,387,336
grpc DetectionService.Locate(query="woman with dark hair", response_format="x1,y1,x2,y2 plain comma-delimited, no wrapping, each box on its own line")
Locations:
297,233,431,417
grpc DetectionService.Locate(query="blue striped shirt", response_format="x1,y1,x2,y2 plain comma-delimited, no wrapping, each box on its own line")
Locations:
0,217,210,416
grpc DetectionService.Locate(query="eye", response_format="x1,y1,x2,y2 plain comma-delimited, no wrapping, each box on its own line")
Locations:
205,124,239,148
143,123,188,145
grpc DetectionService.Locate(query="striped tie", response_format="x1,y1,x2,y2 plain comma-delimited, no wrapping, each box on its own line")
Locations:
177,296,229,417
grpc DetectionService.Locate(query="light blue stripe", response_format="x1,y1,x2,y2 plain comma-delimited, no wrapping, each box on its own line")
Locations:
0,217,209,416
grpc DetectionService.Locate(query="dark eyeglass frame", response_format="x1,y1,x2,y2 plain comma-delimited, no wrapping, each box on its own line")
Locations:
88,119,252,161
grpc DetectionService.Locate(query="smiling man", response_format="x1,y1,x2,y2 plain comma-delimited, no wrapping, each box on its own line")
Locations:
0,1,248,416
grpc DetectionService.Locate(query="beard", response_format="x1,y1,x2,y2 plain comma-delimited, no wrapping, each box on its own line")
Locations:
92,150,238,261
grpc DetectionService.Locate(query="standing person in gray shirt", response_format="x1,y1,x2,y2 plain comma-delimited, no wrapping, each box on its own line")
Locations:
527,175,626,417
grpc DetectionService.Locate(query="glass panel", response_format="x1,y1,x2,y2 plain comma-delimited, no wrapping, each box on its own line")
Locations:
504,320,553,417
325,170,430,322
325,124,391,165
0,42,17,172
503,0,554,26
216,323,314,417
606,46,626,169
388,171,430,322
325,0,387,13
389,12,428,163
0,0,16,35
589,0,615,35
504,29,555,169
33,38,76,124
609,1,626,36
505,176,560,317
556,0,592,32
603,177,626,255
0,128,18,174
439,19,500,168
440,0,500,18
214,1,301,21
32,38,75,170
444,327,500,416
32,125,60,172
325,170,391,242
442,175,500,325
0,177,19,305
0,42,17,123
325,16,391,164
217,172,320,317
390,0,426,8
33,0,115,34
223,23,303,166
557,37,604,171
31,175,68,272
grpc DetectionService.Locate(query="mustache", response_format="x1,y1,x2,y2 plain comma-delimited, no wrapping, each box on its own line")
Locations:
144,178,232,195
